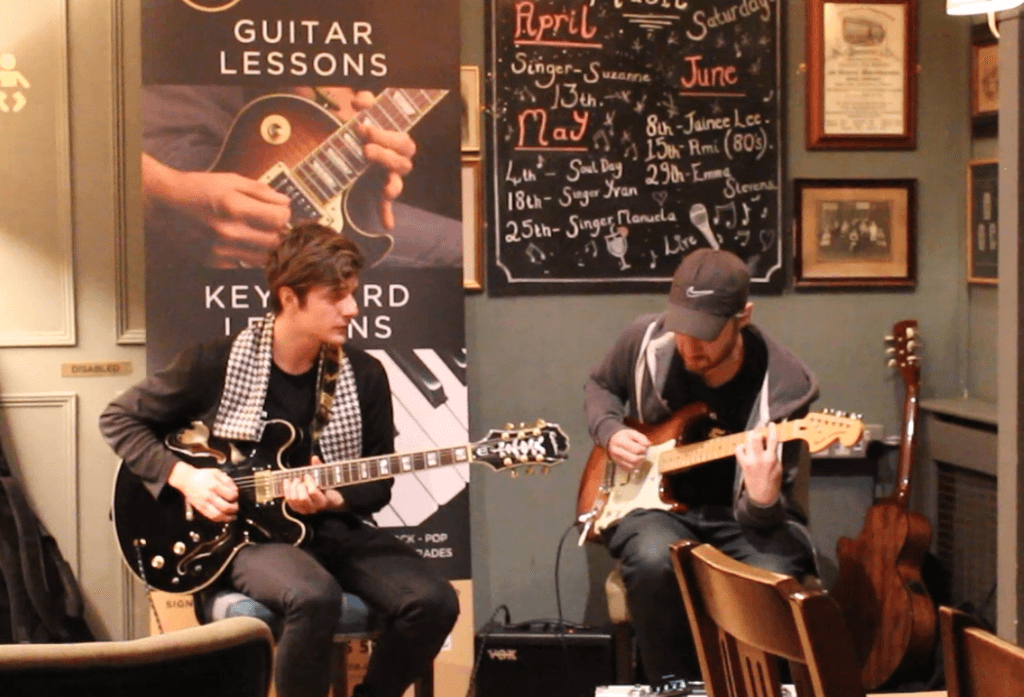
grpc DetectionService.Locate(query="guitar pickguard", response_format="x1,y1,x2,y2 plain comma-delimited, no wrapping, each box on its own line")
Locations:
592,438,680,535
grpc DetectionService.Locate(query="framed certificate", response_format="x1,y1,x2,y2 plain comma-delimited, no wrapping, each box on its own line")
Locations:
967,159,998,285
806,0,918,150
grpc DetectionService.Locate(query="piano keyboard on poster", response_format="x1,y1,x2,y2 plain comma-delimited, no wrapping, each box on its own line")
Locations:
366,347,468,528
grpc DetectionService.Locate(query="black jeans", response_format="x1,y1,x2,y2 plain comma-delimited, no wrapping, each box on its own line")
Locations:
605,506,816,684
229,516,459,697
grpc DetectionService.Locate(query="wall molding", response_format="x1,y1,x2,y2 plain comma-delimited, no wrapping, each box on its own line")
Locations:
0,392,79,574
112,0,145,346
0,0,76,348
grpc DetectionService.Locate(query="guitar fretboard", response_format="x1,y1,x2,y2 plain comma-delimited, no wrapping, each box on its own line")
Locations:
656,421,805,474
254,442,471,500
292,88,447,205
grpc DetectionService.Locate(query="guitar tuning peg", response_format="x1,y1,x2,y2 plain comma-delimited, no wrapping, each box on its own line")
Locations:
504,422,514,431
822,407,832,415
518,422,526,428
534,418,547,427
906,327,915,338
884,334,894,342
907,340,917,351
535,454,546,463
885,347,896,354
888,359,897,367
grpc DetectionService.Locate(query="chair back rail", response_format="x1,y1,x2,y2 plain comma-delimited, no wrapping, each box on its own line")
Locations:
940,605,1024,697
671,540,865,697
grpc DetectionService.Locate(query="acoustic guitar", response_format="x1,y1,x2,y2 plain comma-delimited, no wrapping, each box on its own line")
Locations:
113,418,569,594
831,319,937,690
203,88,447,267
575,404,864,542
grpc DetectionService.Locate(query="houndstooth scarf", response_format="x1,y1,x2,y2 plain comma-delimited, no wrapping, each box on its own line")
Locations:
212,314,362,462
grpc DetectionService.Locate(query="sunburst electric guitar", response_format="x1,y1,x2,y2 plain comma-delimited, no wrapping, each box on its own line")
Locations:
575,403,864,541
114,419,569,594
207,88,447,266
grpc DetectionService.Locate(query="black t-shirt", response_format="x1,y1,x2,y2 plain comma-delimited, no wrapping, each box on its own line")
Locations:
662,327,768,507
263,361,319,468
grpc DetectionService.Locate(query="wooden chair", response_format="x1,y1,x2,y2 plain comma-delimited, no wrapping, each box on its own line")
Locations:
0,615,272,697
940,605,1024,696
669,540,863,697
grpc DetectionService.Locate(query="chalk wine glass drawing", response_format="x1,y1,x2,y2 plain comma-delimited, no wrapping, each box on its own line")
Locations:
793,178,916,288
805,0,918,150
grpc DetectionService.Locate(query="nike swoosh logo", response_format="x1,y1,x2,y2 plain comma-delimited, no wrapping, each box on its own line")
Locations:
686,286,714,298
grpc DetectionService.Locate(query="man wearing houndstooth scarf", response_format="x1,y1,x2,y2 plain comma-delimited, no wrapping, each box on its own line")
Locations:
100,224,459,697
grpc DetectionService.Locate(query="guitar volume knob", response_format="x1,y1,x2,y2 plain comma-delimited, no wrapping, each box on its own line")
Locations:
151,555,165,569
173,542,186,555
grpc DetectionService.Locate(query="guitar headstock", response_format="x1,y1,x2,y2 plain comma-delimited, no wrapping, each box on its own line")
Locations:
798,411,865,452
886,319,920,386
471,420,570,476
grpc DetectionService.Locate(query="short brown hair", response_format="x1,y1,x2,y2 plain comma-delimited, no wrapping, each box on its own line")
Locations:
265,223,364,313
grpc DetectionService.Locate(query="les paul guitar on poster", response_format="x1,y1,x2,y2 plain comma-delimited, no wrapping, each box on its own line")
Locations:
575,403,864,542
832,320,937,690
113,419,569,594
203,88,447,267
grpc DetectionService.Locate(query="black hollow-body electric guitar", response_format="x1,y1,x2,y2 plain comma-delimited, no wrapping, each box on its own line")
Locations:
113,419,569,594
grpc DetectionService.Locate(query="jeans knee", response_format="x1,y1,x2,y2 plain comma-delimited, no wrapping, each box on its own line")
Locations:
284,576,343,629
403,580,460,636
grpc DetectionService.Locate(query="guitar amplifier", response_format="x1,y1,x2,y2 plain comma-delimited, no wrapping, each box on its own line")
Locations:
474,623,615,697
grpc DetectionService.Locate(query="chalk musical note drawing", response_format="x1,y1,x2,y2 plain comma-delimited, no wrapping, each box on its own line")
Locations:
584,239,599,257
623,141,639,161
751,194,762,202
593,130,611,152
690,204,721,249
713,202,737,230
526,243,546,264
649,250,658,268
749,58,762,76
761,207,769,219
536,154,545,169
660,94,680,119
604,112,615,129
741,203,751,226
759,228,776,252
736,229,751,246
668,32,679,46
734,42,742,58
652,191,669,207
762,89,774,103
632,38,644,52
606,226,631,270
633,94,647,114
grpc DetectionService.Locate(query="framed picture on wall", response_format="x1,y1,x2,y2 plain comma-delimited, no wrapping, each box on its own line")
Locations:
794,179,916,288
461,155,484,291
805,0,918,150
967,159,998,284
970,23,998,139
460,65,481,152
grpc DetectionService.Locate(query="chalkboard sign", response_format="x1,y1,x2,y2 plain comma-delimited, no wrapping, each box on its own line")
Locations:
485,0,784,295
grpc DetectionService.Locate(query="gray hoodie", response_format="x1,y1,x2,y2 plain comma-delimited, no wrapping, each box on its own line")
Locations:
584,312,819,529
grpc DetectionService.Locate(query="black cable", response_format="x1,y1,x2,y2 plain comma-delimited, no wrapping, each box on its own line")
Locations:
465,604,511,697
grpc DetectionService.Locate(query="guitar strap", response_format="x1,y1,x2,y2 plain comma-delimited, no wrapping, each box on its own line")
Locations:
310,343,341,452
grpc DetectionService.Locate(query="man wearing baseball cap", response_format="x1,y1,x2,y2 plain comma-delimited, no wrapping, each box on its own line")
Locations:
584,248,819,687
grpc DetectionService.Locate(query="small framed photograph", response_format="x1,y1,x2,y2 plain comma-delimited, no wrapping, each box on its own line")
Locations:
805,0,918,150
967,159,998,284
461,155,484,291
970,23,998,138
460,65,481,152
794,178,916,288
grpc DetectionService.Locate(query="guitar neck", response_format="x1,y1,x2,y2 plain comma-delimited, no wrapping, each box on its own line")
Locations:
254,442,470,500
890,379,919,508
656,420,807,475
299,88,447,196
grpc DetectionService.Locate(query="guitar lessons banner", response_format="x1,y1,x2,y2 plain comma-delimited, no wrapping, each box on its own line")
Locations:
140,0,470,689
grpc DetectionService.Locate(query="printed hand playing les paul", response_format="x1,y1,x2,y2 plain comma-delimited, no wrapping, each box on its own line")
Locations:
607,421,783,506
142,87,416,268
